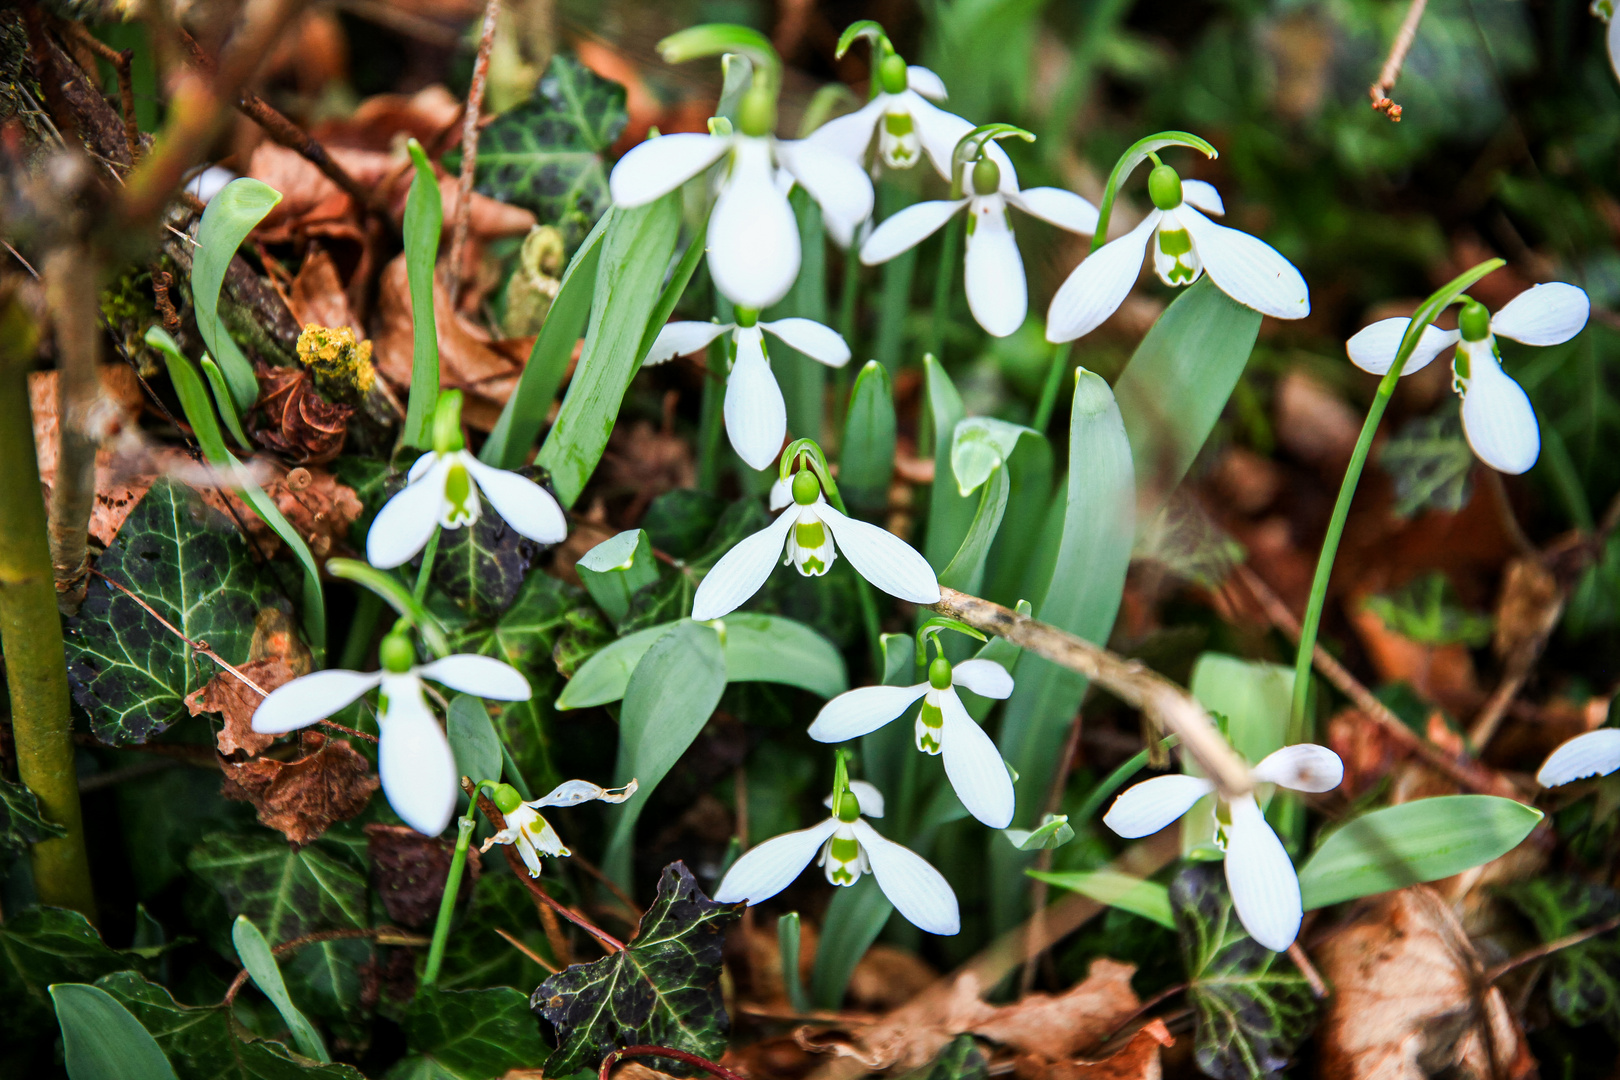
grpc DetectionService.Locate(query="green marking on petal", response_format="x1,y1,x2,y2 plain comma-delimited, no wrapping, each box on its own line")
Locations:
829,836,860,863
884,112,914,137
919,700,944,729
444,462,475,520
1158,228,1192,257
795,520,827,549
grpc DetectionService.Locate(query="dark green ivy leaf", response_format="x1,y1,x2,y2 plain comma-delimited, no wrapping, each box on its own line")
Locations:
1379,411,1475,518
902,1035,987,1080
452,53,627,245
0,774,67,853
64,478,278,743
1501,876,1620,1036
532,861,743,1076
0,907,138,1032
641,489,727,560
1171,863,1318,1080
386,985,548,1080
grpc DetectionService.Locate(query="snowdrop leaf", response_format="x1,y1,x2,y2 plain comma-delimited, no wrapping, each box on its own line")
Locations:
981,436,1054,610
231,917,329,1063
401,141,443,449
910,1035,988,1080
192,178,281,411
51,983,179,1080
534,862,742,1076
1028,869,1173,927
1004,813,1076,852
840,361,898,515
950,417,1038,496
447,695,503,791
1172,864,1318,1080
578,529,660,625
1500,877,1620,1034
1189,654,1293,767
810,876,892,1009
938,463,1009,595
0,775,66,854
1297,795,1542,910
922,356,974,572
395,986,547,1080
767,187,830,441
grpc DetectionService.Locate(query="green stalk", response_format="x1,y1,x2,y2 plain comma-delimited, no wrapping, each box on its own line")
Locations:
339,590,384,671
1032,343,1073,432
0,297,95,919
412,528,441,604
421,800,480,987
1289,260,1504,734
926,217,962,362
874,180,917,373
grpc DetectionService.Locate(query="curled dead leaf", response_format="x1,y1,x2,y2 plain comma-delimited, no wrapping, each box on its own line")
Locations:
288,248,364,337
187,656,296,757
365,823,480,929
251,364,354,464
220,732,379,845
1013,1020,1174,1080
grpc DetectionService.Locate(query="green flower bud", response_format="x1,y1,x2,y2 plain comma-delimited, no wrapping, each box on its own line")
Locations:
792,470,821,506
928,655,952,690
738,87,775,138
1147,164,1183,212
432,390,466,454
879,53,908,95
379,629,416,674
1459,299,1491,342
492,784,523,814
835,791,861,822
971,156,1001,196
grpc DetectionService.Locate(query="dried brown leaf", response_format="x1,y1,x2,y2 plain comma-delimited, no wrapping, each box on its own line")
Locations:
251,364,355,464
364,823,480,928
220,733,379,845
187,657,296,757
1013,1020,1174,1080
288,248,364,336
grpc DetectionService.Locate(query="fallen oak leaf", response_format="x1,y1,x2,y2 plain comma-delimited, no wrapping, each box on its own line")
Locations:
365,823,481,929
188,606,313,757
1013,1020,1175,1080
220,732,379,845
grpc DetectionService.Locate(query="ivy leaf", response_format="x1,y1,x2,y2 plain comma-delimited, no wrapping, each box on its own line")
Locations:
1501,876,1620,1036
1171,864,1318,1080
434,874,556,992
430,468,558,619
621,499,771,634
641,490,727,560
533,862,743,1076
0,907,138,1035
387,985,548,1080
64,479,279,743
0,775,67,854
452,53,627,245
95,971,364,1080
1379,412,1474,518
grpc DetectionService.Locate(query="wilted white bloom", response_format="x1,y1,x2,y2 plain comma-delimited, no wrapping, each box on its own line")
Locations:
481,779,638,877
1537,728,1620,788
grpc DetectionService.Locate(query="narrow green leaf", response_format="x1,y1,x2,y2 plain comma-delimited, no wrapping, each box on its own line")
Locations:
231,916,330,1063
192,178,281,411
1298,795,1543,911
51,983,179,1080
604,621,727,882
921,355,972,572
840,361,897,514
538,193,682,506
401,140,443,449
981,434,1054,609
937,463,1009,595
447,694,503,790
810,875,891,1009
767,186,828,442
1004,813,1075,852
577,528,659,626
325,558,449,658
199,356,251,449
1190,653,1295,764
635,212,709,364
949,417,1037,497
777,913,809,1014
1028,869,1173,927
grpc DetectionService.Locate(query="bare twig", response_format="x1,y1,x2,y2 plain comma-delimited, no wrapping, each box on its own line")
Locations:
1485,912,1620,984
930,588,1253,798
223,925,427,1005
151,267,182,334
60,20,140,161
44,244,103,610
447,0,502,307
493,925,560,973
1368,0,1427,121
1288,942,1329,999
599,1045,747,1080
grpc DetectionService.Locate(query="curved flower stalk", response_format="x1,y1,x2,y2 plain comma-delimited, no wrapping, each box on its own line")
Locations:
690,465,939,620
367,391,566,569
646,316,850,471
1103,744,1344,951
1346,283,1589,475
808,622,1015,828
715,769,959,935
1047,160,1309,343
1537,728,1620,788
251,625,531,836
860,136,1097,338
480,779,638,877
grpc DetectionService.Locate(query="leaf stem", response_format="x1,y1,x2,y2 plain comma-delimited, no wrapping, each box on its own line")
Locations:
1032,342,1073,432
421,786,485,988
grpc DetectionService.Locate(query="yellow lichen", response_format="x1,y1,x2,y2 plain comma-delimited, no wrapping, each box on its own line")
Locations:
295,324,376,404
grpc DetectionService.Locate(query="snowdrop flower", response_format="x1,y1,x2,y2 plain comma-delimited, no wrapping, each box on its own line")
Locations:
1536,728,1620,787
690,469,940,620
1103,744,1344,952
861,154,1097,337
809,653,1015,828
367,391,566,569
251,629,531,836
481,779,638,877
1346,284,1589,474
1048,162,1309,343
715,778,959,935
1595,1,1620,83
645,316,850,471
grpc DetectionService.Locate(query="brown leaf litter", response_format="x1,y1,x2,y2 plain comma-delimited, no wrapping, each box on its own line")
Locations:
1012,1020,1175,1080
365,823,481,928
188,607,313,757
220,732,379,845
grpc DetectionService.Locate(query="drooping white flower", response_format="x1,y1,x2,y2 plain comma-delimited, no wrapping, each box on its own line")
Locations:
714,779,959,935
1047,164,1309,343
1345,283,1589,475
251,633,531,836
645,317,850,471
809,655,1015,828
1595,1,1620,83
860,155,1097,337
690,469,940,620
610,130,873,310
480,779,638,877
1103,744,1344,952
1537,728,1620,788
367,448,567,569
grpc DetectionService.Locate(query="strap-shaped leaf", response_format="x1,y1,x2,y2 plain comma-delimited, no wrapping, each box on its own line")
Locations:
51,983,178,1080
231,916,330,1063
192,178,281,411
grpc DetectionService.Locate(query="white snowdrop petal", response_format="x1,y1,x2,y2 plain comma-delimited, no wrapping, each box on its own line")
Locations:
1005,187,1099,236
1490,282,1590,346
1224,795,1303,952
462,457,567,544
1251,745,1344,793
907,95,982,183
1180,207,1310,321
951,658,1013,699
805,97,886,162
645,321,731,366
724,329,788,471
709,138,801,310
1180,180,1225,215
1344,318,1459,376
847,780,886,818
1045,212,1159,343
532,778,638,808
690,508,798,620
1102,773,1215,838
609,132,729,207
377,683,458,836
906,66,949,101
767,477,792,511
1611,16,1620,84
940,690,1015,828
860,198,965,265
417,654,532,701
1536,728,1620,787
406,451,440,484
366,461,449,568
1461,346,1541,474
252,669,381,734
808,683,930,742
852,819,960,935
760,318,851,368
963,198,1027,338
714,818,840,904
817,503,941,604
775,139,875,244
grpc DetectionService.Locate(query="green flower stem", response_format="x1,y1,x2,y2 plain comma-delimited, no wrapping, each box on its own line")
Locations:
339,590,385,671
1071,735,1178,826
0,299,96,920
875,181,918,373
1032,343,1073,432
412,527,441,604
420,799,480,988
926,217,962,362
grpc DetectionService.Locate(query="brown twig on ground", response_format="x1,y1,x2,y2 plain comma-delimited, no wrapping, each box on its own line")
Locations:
1288,942,1329,998
222,925,427,1005
930,588,1254,799
493,925,560,973
59,20,140,161
1485,911,1620,983
1021,709,1084,995
447,0,502,307
151,267,183,334
599,1045,747,1080
1368,0,1427,121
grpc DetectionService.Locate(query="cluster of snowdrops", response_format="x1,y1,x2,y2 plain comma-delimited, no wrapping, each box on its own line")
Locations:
249,20,1615,955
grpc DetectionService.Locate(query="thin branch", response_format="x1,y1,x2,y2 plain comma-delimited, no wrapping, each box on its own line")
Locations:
1288,942,1329,999
599,1046,747,1080
1485,912,1620,983
222,925,427,1005
493,926,559,974
1368,0,1427,121
44,243,103,610
446,0,501,307
60,20,140,161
